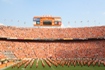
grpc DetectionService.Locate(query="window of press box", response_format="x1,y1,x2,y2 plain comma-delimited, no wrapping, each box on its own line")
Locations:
36,21,40,24
33,18,40,21
55,21,61,25
43,20,52,25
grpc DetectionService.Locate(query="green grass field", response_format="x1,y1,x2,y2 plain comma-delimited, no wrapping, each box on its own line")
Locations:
4,59,105,70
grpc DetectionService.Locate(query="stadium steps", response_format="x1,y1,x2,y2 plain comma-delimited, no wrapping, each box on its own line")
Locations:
2,51,16,59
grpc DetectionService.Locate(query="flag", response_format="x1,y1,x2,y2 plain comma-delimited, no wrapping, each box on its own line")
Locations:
11,20,13,22
4,19,6,21
75,21,76,23
24,22,26,24
68,21,70,24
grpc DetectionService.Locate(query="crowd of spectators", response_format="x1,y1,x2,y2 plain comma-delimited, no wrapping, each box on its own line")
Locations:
0,40,105,59
0,25,105,59
0,25,105,39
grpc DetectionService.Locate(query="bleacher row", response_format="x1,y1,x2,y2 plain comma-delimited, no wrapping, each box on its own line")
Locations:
0,25,105,59
12,58,105,68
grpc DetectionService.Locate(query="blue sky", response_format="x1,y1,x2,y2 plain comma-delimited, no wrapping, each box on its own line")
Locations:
0,0,105,27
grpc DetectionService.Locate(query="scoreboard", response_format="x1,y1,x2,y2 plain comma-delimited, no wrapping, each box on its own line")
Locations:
33,15,62,27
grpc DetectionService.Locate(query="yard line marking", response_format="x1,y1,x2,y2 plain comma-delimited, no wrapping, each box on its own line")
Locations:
51,66,55,70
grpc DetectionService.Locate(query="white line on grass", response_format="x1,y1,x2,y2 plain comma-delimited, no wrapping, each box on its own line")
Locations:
51,66,56,70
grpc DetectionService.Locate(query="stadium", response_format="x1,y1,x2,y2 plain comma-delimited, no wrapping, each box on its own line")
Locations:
0,16,105,70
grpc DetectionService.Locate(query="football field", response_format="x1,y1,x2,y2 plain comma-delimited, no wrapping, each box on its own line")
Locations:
4,59,105,70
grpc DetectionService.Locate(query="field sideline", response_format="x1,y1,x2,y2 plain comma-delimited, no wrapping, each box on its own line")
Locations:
4,59,105,70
